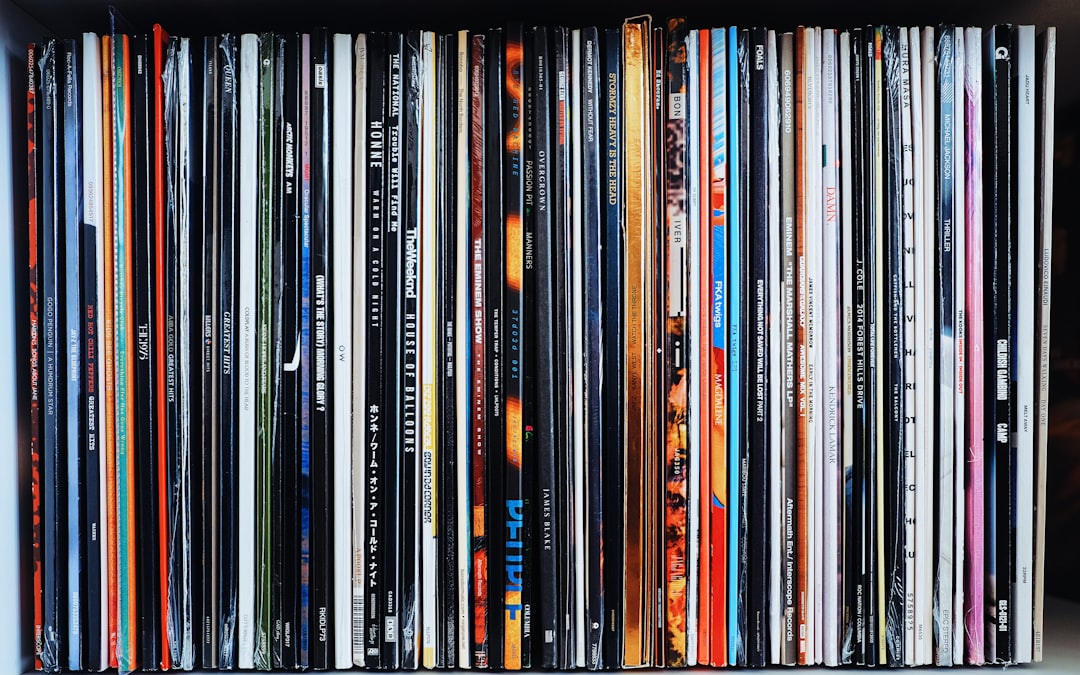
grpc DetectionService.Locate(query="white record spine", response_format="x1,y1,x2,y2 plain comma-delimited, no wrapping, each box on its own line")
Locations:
419,30,439,670
177,37,195,668
454,28,473,671
1033,26,1056,665
907,27,929,666
237,33,258,670
351,32,369,668
897,28,917,665
1015,23,1036,665
330,31,355,670
918,27,937,666
934,27,955,665
820,28,840,668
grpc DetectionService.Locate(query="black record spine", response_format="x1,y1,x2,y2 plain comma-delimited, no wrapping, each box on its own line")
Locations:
362,29,387,670
217,34,240,669
748,25,770,668
309,27,333,671
381,31,404,670
484,25,506,671
861,28,880,664
280,32,302,670
399,29,422,671
600,27,624,672
847,27,868,667
435,32,458,670
549,28,575,669
130,33,161,671
579,26,605,671
200,35,221,670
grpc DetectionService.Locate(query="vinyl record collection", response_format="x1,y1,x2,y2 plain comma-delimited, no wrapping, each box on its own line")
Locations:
22,10,1057,672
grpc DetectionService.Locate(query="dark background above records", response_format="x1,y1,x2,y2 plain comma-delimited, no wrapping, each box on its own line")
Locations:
10,0,1080,107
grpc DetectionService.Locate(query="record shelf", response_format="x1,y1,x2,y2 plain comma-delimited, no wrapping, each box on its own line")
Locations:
1,0,1078,673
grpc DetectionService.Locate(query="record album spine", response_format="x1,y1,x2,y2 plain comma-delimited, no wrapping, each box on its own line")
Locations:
620,16,652,668
847,29,868,666
881,27,905,666
362,30,387,669
693,28,710,669
529,25,559,671
257,31,278,671
399,30,423,671
39,38,62,673
419,29,439,670
934,27,957,665
1013,24,1036,665
706,27,729,669
1033,25,1056,666
778,29,796,669
350,31,368,670
483,26,506,671
660,17,690,668
747,26,769,668
237,34,258,669
297,31,312,669
601,26,625,672
110,31,139,670
81,32,108,673
200,35,221,670
502,23,526,671
60,39,84,673
467,32,489,670
27,40,45,674
963,26,985,665
279,33,301,670
329,31,354,672
552,28,576,669
435,31,457,670
217,34,239,670
984,25,1013,665
100,33,119,671
308,28,333,670
453,29,472,672
728,27,745,666
579,25,605,672
133,32,159,671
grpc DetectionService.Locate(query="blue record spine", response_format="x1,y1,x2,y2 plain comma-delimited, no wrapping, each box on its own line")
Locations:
725,26,741,666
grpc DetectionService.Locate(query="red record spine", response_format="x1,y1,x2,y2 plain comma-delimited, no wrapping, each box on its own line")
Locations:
468,32,490,670
152,25,172,670
695,28,711,667
27,41,44,673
